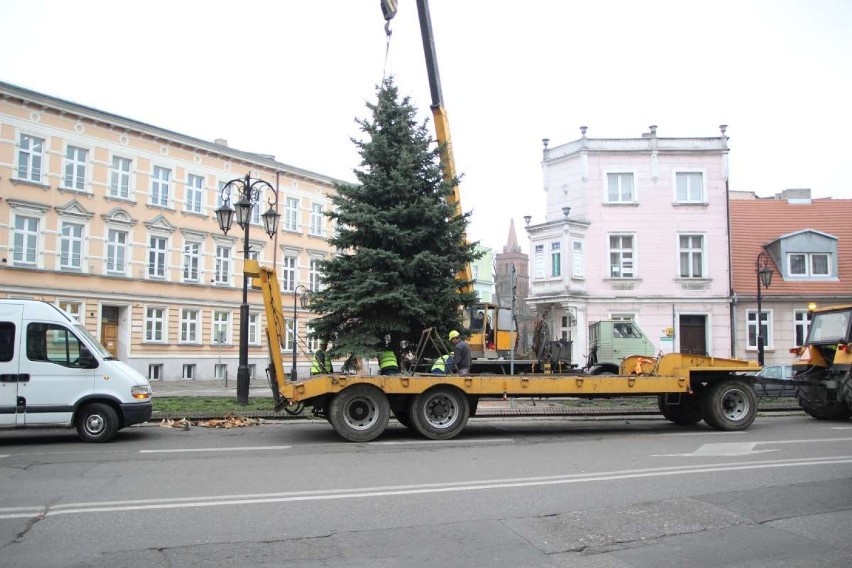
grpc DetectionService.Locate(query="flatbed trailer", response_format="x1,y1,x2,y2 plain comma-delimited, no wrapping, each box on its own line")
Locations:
249,261,761,442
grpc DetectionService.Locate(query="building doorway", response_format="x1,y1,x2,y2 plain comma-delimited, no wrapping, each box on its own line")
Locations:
679,315,707,355
100,306,119,357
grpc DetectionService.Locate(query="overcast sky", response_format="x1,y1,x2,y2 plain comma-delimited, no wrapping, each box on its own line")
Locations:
1,0,850,252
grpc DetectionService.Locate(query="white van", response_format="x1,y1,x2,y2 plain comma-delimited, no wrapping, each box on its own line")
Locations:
0,299,152,442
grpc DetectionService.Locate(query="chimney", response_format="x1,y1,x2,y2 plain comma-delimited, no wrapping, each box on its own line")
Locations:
778,188,812,203
214,138,228,147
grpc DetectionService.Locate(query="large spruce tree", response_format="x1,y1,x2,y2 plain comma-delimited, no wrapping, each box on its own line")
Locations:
309,77,479,360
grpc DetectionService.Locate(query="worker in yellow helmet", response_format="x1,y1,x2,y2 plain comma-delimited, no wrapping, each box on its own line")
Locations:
447,330,471,376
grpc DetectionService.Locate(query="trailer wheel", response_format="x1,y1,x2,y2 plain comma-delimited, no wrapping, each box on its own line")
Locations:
327,385,389,442
75,402,120,443
393,409,414,429
658,394,703,425
408,386,470,440
701,380,756,431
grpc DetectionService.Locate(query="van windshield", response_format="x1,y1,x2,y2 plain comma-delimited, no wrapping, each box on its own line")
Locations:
74,323,114,359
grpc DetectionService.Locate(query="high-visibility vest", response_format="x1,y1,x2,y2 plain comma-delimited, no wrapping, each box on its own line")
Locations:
311,349,330,374
379,350,398,370
431,354,450,373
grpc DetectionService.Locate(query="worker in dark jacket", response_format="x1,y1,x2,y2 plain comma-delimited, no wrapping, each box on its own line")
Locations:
310,340,332,375
448,330,471,375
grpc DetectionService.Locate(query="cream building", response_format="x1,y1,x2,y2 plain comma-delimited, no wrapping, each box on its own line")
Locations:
0,81,341,382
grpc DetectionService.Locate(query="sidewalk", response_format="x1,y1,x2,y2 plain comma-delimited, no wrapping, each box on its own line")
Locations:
151,379,272,398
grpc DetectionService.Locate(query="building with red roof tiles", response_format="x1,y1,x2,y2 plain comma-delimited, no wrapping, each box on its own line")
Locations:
729,190,852,365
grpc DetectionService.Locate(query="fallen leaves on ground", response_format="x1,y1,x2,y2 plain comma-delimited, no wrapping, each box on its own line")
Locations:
159,414,263,430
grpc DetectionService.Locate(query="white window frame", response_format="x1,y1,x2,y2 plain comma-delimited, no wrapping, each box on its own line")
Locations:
60,221,84,271
306,322,319,352
550,241,561,277
185,174,204,214
284,198,300,232
794,309,812,347
151,166,171,207
180,309,200,344
182,241,201,283
675,171,705,203
249,312,261,346
212,310,232,345
534,244,545,279
309,258,321,292
787,252,831,278
572,240,585,279
284,318,295,352
310,203,324,235
109,156,132,199
17,133,46,183
106,229,129,275
148,364,164,381
608,234,635,279
62,145,88,191
215,245,232,285
605,172,635,203
57,300,83,323
182,364,196,380
145,307,167,343
678,234,705,278
281,255,297,292
13,215,40,266
746,309,773,350
148,236,168,279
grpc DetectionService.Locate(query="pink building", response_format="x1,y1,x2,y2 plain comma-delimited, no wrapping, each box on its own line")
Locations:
525,125,733,366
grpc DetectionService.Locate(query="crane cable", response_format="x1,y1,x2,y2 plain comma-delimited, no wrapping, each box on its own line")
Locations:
382,2,395,82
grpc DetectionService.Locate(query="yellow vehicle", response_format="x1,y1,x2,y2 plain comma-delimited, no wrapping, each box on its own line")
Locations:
245,1,761,443
791,304,852,420
249,260,760,442
463,303,515,358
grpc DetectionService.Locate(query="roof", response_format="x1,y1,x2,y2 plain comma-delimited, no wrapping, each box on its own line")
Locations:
730,198,852,297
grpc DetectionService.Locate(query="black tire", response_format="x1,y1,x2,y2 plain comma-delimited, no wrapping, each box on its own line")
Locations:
797,382,851,420
75,402,120,443
589,364,619,375
393,410,414,430
658,393,703,425
327,384,389,442
282,401,304,416
701,380,757,431
839,370,852,408
408,386,470,440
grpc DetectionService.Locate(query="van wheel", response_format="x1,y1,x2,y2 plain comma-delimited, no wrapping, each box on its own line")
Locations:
76,403,119,443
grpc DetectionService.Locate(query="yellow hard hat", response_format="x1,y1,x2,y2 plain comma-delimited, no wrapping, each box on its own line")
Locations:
448,330,460,340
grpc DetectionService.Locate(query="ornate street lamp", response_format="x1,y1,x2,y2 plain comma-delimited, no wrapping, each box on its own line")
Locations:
215,173,279,404
755,251,773,366
291,285,310,382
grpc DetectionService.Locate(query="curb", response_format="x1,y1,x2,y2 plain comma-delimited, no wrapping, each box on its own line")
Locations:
149,401,802,422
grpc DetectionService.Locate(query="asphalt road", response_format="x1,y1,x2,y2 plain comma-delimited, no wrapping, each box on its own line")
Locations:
1,414,850,567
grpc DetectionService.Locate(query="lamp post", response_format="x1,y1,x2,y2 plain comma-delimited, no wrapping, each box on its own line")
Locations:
755,252,773,366
215,173,279,405
290,284,310,382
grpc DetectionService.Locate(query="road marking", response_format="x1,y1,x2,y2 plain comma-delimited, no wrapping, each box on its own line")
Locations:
655,437,852,457
666,431,746,437
372,438,512,446
1,455,850,520
139,446,292,454
0,454,9,459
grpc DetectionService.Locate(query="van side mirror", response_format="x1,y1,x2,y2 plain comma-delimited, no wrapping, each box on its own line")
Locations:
78,347,98,369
